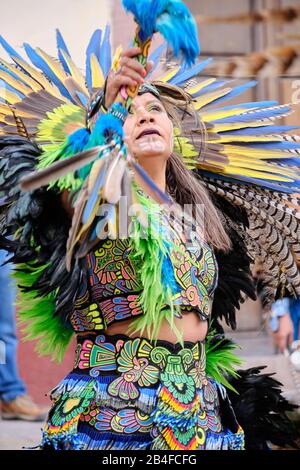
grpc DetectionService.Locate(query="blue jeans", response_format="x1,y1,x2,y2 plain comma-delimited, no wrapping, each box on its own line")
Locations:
0,249,26,401
290,299,300,341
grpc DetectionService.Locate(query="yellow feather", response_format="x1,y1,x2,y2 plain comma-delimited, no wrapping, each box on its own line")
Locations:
111,45,123,71
223,166,294,182
215,135,282,143
0,59,43,92
226,157,297,176
11,56,67,102
200,106,258,121
0,103,11,114
35,47,68,83
226,154,296,167
194,88,232,110
213,121,273,133
196,161,226,172
59,50,89,94
90,54,105,89
157,67,180,83
223,144,295,159
0,88,20,104
0,58,42,93
186,78,216,96
36,103,85,144
0,70,32,96
0,103,34,119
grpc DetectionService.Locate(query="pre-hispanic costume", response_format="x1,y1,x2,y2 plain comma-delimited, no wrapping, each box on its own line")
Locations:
0,0,299,450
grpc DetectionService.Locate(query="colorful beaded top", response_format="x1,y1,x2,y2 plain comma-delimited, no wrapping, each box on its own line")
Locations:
70,188,218,334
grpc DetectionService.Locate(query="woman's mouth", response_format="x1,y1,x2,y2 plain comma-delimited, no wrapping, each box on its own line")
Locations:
136,128,161,140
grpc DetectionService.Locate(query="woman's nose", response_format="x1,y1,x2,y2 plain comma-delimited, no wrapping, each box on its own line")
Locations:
137,109,154,125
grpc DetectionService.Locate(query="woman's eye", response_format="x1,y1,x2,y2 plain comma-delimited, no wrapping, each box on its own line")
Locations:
149,105,162,112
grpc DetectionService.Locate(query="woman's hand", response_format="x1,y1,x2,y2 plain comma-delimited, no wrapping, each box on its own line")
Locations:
104,47,154,109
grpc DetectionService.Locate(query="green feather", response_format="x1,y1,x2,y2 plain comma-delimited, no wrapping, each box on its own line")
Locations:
126,185,183,346
13,263,74,363
36,104,86,192
205,330,243,393
36,142,83,192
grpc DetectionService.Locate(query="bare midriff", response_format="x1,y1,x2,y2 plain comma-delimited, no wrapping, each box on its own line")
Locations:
103,309,208,343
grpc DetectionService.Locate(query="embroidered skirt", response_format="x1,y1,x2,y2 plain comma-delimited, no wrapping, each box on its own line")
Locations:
41,333,244,450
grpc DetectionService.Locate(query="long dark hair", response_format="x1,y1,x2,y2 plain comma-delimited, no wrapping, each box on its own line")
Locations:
154,81,231,252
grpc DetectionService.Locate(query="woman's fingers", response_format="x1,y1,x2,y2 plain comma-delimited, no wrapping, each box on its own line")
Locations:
114,74,138,88
117,59,154,86
104,47,155,108
120,49,154,78
120,65,145,84
122,47,142,58
120,56,146,76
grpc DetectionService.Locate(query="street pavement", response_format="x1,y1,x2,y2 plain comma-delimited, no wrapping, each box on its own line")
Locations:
0,329,299,450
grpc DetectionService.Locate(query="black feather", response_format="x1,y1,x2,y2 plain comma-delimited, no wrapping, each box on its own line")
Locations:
227,366,299,449
0,135,84,327
207,188,257,329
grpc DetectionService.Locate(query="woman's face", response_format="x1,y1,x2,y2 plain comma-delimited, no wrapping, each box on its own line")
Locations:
123,92,173,162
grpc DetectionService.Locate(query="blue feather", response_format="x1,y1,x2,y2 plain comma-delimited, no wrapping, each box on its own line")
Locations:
0,80,24,99
0,35,24,61
203,81,257,108
238,142,300,151
211,100,278,112
166,61,187,83
220,125,300,136
23,42,74,102
122,0,199,65
131,159,171,204
198,169,299,193
122,0,159,40
156,14,199,66
161,252,181,294
212,106,291,124
191,79,229,97
86,29,102,92
75,91,89,107
148,43,167,77
56,29,72,75
83,160,108,225
99,24,111,77
0,63,28,86
170,58,213,86
269,158,300,165
88,111,124,148
67,128,90,155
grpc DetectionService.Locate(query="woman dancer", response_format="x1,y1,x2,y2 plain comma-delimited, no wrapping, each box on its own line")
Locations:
0,3,299,450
